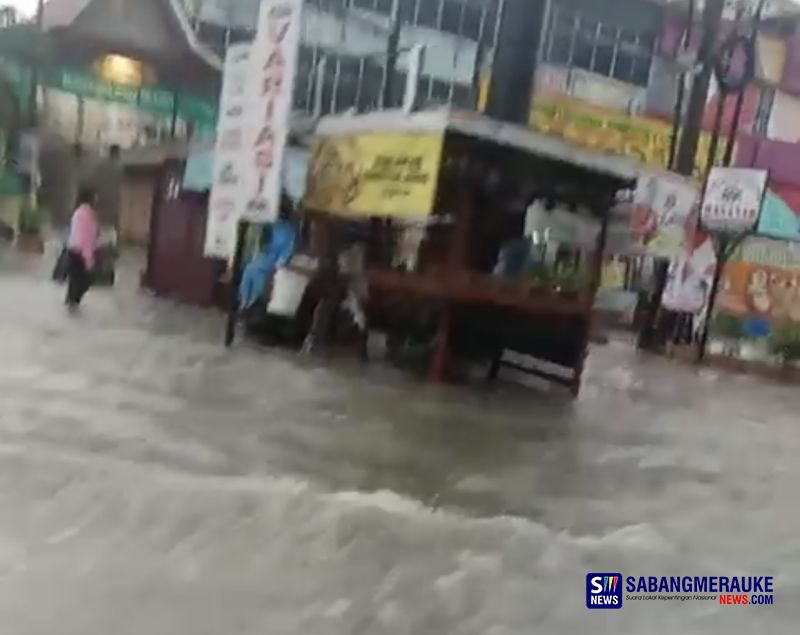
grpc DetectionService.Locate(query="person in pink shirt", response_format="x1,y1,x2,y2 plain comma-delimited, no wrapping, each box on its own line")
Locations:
66,187,99,308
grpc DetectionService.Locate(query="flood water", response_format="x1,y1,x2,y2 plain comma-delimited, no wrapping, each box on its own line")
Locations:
1,247,799,634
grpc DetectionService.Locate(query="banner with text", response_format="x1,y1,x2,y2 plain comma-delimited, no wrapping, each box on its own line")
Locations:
241,0,302,223
205,44,251,258
304,133,444,220
477,75,724,178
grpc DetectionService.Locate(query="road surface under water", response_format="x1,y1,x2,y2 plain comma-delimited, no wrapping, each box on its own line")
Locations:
1,247,798,634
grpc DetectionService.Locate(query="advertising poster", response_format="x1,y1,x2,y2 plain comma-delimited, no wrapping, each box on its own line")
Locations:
661,229,717,314
241,0,303,223
630,170,700,259
701,167,768,234
717,239,800,327
204,43,251,258
304,133,444,220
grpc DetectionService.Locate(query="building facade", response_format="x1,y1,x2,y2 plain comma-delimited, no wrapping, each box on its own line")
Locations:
181,0,502,114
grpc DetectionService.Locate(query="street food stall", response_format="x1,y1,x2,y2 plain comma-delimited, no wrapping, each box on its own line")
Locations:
304,108,638,393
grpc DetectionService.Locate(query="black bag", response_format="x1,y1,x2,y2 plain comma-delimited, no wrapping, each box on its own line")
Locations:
52,246,69,283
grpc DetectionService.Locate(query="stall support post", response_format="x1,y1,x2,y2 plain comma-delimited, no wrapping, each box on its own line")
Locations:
429,187,474,383
573,204,611,395
589,207,611,298
430,306,452,383
224,220,248,348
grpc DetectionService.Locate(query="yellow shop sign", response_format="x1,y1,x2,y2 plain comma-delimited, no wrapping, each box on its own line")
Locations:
532,97,721,178
305,132,444,220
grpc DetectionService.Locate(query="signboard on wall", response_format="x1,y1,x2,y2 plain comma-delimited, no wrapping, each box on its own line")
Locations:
240,0,303,223
305,132,444,220
630,170,701,259
204,44,251,258
701,168,768,233
718,239,800,326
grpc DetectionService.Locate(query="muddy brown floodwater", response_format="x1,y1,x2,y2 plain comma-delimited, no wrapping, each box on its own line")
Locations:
1,247,799,634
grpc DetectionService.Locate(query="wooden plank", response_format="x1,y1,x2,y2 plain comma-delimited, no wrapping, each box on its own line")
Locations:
367,269,592,318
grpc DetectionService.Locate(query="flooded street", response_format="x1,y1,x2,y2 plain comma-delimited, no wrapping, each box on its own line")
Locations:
1,247,799,634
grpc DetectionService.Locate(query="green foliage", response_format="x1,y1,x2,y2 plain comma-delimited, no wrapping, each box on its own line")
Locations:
526,261,591,294
712,312,744,341
768,322,800,365
17,199,44,234
552,262,591,294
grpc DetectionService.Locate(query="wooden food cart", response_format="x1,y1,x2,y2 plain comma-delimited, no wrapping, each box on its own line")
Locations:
304,108,638,394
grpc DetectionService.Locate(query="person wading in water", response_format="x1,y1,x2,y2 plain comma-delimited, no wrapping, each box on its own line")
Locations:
65,187,99,310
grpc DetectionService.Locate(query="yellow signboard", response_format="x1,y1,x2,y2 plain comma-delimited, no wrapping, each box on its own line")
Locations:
478,76,723,178
532,97,721,179
305,133,444,220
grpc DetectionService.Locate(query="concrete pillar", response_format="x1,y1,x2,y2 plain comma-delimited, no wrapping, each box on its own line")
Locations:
485,0,548,125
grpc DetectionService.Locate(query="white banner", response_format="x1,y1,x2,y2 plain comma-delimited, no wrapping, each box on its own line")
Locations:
630,169,700,259
241,0,303,223
701,167,768,234
205,44,252,258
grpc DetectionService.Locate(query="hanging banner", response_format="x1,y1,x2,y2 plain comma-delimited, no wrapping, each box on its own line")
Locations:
204,44,252,258
304,132,444,220
662,231,717,314
241,0,302,223
701,167,768,233
630,170,701,259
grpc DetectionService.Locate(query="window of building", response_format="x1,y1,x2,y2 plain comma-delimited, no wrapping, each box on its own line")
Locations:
544,6,654,87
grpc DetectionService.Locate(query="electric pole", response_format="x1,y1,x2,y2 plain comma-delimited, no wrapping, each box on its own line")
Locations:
675,0,726,176
381,0,401,109
485,0,548,125
28,0,45,126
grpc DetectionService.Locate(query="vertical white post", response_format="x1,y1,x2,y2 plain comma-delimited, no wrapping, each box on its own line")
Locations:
403,44,425,114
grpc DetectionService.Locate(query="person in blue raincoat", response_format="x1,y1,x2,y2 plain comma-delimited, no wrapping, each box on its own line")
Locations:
239,196,297,311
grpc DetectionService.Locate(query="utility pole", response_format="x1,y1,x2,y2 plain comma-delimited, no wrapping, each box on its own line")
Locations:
485,0,548,125
674,0,725,176
29,0,45,127
381,0,401,109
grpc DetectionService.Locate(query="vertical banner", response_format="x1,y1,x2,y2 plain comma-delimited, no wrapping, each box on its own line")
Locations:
630,170,701,259
241,0,303,223
205,44,252,258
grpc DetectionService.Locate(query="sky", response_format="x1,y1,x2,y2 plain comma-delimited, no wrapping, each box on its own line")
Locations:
4,0,39,18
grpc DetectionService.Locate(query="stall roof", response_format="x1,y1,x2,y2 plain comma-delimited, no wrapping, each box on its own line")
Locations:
314,108,640,182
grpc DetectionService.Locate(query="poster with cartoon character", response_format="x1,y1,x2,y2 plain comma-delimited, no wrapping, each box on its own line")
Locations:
717,243,800,331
